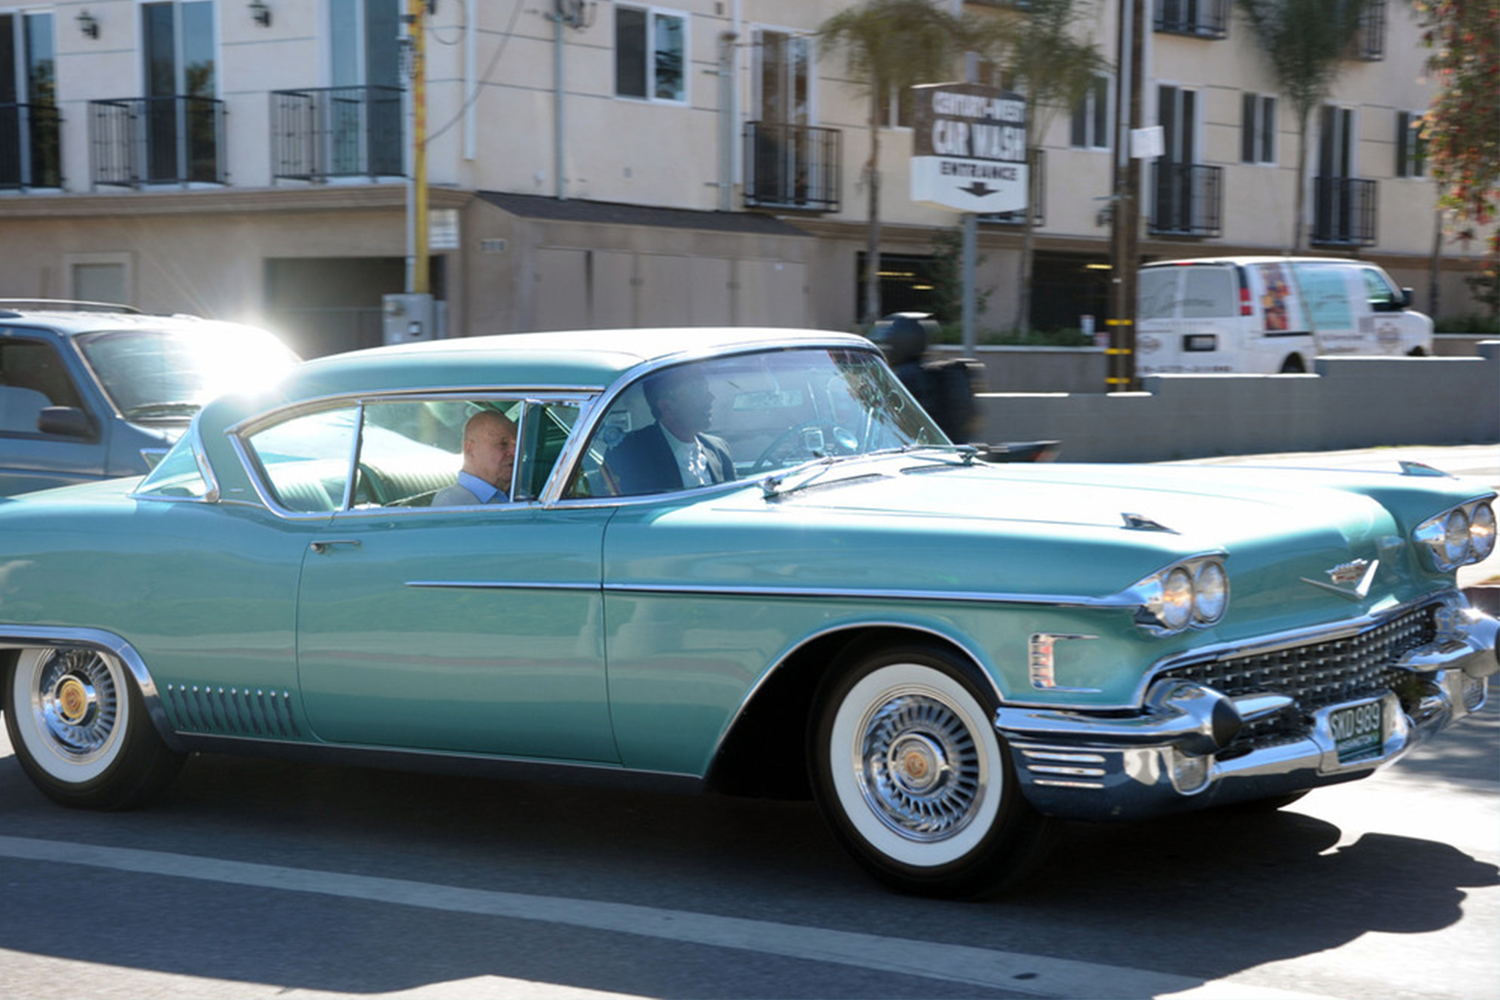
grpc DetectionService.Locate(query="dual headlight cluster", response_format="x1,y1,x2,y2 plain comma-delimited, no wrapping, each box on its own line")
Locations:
1415,499,1497,571
1132,556,1229,635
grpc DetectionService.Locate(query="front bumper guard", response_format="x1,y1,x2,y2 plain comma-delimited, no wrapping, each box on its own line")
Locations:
994,607,1497,822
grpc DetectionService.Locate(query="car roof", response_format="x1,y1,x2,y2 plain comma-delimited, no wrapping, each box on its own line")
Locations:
280,327,875,399
0,302,283,340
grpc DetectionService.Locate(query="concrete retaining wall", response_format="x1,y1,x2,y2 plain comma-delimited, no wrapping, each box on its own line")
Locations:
976,341,1499,463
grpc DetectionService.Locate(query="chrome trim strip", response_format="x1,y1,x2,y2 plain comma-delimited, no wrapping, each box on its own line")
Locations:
0,626,185,753
406,580,599,593
603,581,1136,608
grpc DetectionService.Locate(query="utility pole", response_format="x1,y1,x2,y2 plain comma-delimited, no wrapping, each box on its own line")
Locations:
407,0,430,296
1108,0,1143,391
385,0,434,344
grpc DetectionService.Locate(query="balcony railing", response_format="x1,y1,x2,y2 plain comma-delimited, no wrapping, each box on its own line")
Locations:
743,121,841,212
0,102,62,189
89,96,226,188
1351,0,1386,60
1149,161,1222,237
979,148,1045,227
1154,0,1228,39
1312,176,1377,246
270,86,404,182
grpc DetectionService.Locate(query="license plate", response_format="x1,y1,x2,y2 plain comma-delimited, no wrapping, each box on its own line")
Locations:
1329,698,1384,762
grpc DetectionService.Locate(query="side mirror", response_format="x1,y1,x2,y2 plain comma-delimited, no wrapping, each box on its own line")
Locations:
1399,287,1414,308
38,406,98,440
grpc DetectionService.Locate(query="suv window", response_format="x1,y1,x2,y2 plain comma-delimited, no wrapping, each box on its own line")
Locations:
0,338,87,435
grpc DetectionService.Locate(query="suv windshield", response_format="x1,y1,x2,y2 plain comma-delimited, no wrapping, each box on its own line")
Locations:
75,326,299,421
567,346,948,498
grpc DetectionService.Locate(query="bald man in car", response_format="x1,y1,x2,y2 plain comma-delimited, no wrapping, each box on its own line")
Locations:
432,410,518,505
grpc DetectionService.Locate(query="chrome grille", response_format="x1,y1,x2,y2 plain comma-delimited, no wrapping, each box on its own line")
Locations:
1160,605,1437,722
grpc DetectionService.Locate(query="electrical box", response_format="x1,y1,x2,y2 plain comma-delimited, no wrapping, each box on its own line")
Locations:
382,293,436,345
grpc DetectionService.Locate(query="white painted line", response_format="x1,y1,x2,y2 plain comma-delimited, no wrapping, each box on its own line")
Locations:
0,834,1325,1000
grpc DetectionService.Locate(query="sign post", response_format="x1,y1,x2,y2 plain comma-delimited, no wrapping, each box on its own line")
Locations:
910,83,1027,353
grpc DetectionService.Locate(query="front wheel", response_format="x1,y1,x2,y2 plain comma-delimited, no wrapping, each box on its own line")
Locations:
4,647,183,809
809,644,1053,899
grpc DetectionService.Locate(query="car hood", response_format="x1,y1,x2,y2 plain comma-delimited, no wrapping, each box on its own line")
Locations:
609,456,1477,635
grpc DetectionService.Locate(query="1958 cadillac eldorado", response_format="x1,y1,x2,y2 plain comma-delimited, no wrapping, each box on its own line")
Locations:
2,328,1495,898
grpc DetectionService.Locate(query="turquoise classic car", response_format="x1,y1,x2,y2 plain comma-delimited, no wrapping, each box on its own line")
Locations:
1,328,1495,898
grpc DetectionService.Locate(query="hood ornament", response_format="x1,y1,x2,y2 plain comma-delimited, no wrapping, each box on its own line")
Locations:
1301,558,1378,600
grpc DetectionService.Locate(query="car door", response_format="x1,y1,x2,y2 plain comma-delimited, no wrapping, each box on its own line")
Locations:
259,396,618,762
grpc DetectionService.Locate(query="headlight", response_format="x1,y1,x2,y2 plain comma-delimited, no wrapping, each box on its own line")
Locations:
1415,499,1496,571
1471,502,1496,562
1133,556,1230,635
1193,561,1229,624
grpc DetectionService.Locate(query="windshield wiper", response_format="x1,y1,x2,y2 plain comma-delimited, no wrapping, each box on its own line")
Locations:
125,401,202,419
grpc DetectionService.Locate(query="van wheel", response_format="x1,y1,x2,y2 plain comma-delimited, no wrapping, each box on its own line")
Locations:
1279,355,1306,373
1406,346,1426,357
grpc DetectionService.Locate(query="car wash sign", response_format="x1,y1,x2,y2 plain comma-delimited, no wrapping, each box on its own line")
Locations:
910,82,1028,213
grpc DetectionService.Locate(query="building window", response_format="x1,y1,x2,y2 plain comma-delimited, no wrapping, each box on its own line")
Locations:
1070,75,1109,150
615,4,687,103
1396,110,1426,178
877,82,915,129
1241,93,1275,164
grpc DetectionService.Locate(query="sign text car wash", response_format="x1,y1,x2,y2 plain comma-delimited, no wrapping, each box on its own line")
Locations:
910,82,1028,214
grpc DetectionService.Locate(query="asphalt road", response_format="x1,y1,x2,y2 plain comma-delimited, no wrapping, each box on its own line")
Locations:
1,444,1496,1000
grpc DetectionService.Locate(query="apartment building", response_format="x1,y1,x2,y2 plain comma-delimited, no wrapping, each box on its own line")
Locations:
0,0,1485,357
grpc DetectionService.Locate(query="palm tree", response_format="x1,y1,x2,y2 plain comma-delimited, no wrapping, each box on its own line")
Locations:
1237,0,1375,250
819,0,966,326
967,0,1110,333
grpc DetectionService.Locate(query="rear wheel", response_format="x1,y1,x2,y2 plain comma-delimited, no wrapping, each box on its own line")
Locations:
1279,354,1307,373
4,647,183,809
809,643,1052,899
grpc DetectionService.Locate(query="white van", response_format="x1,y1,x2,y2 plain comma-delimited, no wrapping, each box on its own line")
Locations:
1136,256,1433,374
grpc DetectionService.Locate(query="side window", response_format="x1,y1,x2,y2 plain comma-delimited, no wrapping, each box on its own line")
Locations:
135,435,212,500
245,407,358,513
1360,267,1402,311
0,338,88,435
354,398,581,509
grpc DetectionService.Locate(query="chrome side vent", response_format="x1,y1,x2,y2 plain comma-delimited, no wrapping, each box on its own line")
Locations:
164,683,301,739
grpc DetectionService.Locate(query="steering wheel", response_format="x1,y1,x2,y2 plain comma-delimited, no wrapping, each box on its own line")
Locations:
751,421,856,474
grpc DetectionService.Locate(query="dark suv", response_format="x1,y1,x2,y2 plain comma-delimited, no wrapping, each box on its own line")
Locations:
0,301,299,495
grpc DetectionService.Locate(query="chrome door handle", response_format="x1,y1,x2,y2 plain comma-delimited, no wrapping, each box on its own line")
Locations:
310,539,362,554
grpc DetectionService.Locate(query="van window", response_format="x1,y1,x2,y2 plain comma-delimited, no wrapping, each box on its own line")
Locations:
1359,267,1401,310
1295,263,1354,329
1138,269,1179,320
1181,268,1236,318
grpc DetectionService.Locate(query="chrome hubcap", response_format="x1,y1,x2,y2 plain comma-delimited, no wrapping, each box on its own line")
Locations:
36,649,119,759
857,692,981,842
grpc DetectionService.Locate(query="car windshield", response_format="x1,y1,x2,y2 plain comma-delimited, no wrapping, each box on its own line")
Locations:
567,346,949,498
75,326,299,421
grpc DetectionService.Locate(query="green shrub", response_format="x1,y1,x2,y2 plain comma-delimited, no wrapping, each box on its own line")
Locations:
1434,314,1500,334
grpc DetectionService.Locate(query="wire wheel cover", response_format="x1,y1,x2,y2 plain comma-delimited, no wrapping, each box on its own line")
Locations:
856,691,983,842
34,648,121,761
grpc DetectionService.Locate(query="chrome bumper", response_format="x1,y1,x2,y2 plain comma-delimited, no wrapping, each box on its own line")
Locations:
994,606,1497,822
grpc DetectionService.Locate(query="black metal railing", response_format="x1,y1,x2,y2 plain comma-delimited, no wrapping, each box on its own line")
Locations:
88,95,226,188
1153,0,1228,38
979,148,1045,227
1149,161,1222,237
270,85,404,182
743,121,841,212
1352,0,1386,60
1312,176,1377,246
0,102,62,189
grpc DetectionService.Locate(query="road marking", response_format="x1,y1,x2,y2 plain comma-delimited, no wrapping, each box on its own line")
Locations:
0,834,1323,999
